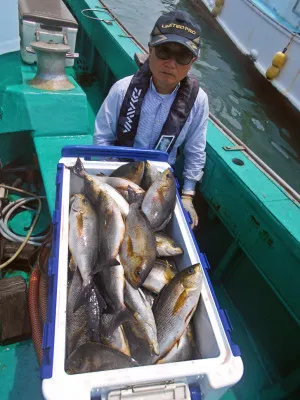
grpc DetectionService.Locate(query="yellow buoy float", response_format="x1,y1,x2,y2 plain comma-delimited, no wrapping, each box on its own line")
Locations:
212,0,225,17
265,49,287,80
266,65,280,80
272,51,287,68
212,6,221,17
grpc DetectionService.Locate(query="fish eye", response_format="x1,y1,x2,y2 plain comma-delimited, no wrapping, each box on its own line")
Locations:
166,173,171,178
135,269,142,277
187,267,194,275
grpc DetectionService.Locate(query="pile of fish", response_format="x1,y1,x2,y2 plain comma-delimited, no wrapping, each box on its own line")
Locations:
66,159,202,375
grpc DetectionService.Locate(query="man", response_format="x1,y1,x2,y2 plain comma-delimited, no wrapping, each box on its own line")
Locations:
94,10,209,229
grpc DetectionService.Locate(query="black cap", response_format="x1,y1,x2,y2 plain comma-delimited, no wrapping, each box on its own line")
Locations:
150,10,201,57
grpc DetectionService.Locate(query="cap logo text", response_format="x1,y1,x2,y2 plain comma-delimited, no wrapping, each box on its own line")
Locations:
161,24,196,35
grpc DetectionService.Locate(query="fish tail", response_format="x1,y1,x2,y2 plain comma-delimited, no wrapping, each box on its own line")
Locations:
67,157,86,178
87,326,100,343
73,280,106,313
100,308,132,338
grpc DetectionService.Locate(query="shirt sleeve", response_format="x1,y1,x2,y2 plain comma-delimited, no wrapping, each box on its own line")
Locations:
182,90,209,193
93,77,132,146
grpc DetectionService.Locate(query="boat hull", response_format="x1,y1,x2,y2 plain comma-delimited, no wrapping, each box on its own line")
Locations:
196,0,300,111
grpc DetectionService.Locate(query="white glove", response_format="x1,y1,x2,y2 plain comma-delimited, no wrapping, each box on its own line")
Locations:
181,194,198,229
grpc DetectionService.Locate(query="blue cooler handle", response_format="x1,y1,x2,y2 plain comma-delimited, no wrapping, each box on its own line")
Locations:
62,145,169,162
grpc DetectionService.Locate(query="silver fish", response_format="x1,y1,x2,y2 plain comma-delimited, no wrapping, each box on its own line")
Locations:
141,161,161,191
69,194,98,285
142,259,177,294
141,168,176,231
110,161,145,185
152,264,202,360
125,281,159,356
156,324,195,364
98,263,131,337
66,342,138,374
100,263,126,312
69,194,104,314
119,193,156,288
94,175,145,202
155,233,183,257
66,267,89,358
69,158,129,217
96,189,125,268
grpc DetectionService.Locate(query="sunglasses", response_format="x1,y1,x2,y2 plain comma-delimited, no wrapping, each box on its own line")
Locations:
154,45,194,66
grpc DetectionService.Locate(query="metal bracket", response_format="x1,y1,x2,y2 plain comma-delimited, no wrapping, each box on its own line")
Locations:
223,145,245,151
35,29,40,42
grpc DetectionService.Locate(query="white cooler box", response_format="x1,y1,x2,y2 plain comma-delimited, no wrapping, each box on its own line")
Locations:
41,146,243,400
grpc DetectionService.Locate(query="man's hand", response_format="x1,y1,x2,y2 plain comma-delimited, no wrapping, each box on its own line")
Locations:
181,194,198,229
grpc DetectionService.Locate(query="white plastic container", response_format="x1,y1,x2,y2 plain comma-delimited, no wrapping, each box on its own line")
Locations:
42,153,243,400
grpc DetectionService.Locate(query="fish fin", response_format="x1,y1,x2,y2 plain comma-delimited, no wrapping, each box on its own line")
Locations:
109,258,120,267
69,256,77,272
93,262,104,275
173,289,188,315
66,157,86,178
127,186,144,206
95,258,120,271
154,212,173,232
152,341,160,356
73,281,106,313
100,309,132,338
93,256,121,275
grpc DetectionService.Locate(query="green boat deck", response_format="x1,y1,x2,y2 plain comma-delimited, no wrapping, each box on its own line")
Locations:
0,0,300,399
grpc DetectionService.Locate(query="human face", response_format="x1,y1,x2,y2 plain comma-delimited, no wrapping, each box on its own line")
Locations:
148,42,196,94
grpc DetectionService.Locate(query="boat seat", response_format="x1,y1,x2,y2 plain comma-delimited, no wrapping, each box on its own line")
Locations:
19,0,78,29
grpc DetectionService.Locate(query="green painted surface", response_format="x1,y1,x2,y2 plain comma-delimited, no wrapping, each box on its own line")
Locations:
202,121,300,323
34,134,92,212
0,340,42,400
21,69,89,137
8,199,50,237
0,131,33,167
